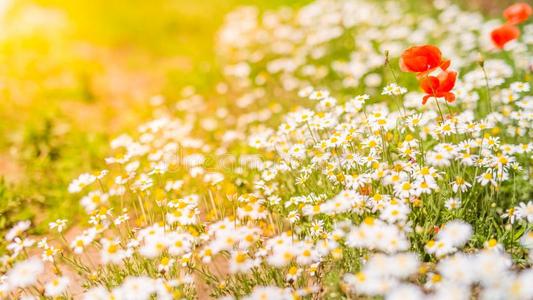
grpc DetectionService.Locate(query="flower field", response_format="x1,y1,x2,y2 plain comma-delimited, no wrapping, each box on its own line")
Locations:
1,0,532,299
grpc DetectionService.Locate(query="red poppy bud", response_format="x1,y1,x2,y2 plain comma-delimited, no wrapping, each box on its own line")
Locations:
491,24,520,49
503,2,532,25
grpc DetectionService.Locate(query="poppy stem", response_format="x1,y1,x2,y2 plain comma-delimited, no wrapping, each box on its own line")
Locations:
434,97,445,124
480,64,493,114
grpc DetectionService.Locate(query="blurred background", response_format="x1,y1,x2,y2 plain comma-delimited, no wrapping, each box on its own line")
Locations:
0,0,515,233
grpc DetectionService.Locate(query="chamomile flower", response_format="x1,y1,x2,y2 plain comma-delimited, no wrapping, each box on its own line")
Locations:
5,257,44,290
5,221,31,241
445,198,462,210
501,207,518,224
515,201,533,223
451,177,471,193
437,220,472,248
68,173,97,193
101,239,127,264
49,219,68,233
44,276,70,297
510,82,530,93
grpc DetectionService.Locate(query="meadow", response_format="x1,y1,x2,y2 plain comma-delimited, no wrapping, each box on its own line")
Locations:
0,0,531,299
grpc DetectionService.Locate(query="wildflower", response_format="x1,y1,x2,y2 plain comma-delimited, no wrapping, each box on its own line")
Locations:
45,276,70,297
114,213,130,225
7,237,35,256
309,89,330,100
287,210,300,223
516,201,533,223
242,286,293,300
457,151,477,166
133,173,154,191
310,220,325,237
386,284,424,300
399,45,449,74
204,172,224,185
298,86,314,98
474,250,511,286
237,202,267,220
318,96,337,110
503,2,532,25
419,69,457,104
363,253,419,279
437,120,456,135
425,240,453,258
5,257,44,290
139,233,169,258
286,266,302,282
167,232,193,256
41,245,60,262
37,237,49,249
425,273,442,289
501,207,518,224
503,270,533,299
477,170,497,187
393,181,415,199
483,238,504,252
382,83,407,96
5,221,31,241
445,198,462,210
49,219,68,233
70,230,96,254
268,245,296,267
81,191,109,212
413,179,436,196
165,180,184,191
112,276,157,300
491,24,520,49
82,286,110,300
380,202,410,224
437,253,476,284
520,231,533,249
199,247,215,263
345,95,368,112
451,176,471,193
510,82,530,93
296,243,318,265
68,173,96,193
101,239,127,264
289,144,307,159
158,257,175,274
437,220,472,248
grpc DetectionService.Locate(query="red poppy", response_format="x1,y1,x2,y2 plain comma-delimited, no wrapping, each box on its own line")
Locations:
399,45,450,74
503,2,532,25
490,24,520,49
419,70,457,105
